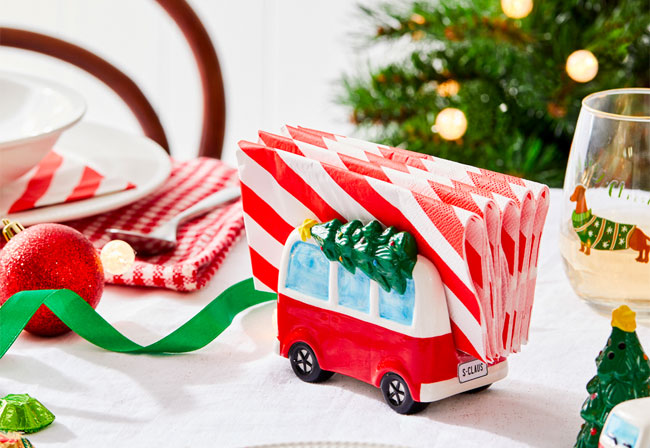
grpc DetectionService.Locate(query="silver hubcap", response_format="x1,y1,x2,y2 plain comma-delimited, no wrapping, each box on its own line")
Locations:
388,379,406,406
295,348,313,374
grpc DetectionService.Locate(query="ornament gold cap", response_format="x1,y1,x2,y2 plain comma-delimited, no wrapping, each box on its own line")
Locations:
2,218,25,242
612,305,636,333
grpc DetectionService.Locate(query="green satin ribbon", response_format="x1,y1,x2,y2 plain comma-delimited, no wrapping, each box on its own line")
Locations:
0,278,275,358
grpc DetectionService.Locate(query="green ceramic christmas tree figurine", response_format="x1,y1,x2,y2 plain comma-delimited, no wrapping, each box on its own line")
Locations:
304,218,417,294
575,306,650,448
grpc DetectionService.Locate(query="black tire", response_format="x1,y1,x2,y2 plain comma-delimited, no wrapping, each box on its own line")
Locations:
380,373,428,415
288,342,334,383
463,384,492,394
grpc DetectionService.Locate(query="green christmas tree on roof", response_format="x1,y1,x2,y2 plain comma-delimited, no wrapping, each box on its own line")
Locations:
574,305,650,448
299,218,418,294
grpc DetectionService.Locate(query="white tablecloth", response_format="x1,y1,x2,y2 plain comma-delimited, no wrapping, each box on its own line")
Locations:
7,189,650,448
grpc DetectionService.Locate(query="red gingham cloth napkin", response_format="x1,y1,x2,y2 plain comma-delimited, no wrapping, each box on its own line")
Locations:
65,158,245,292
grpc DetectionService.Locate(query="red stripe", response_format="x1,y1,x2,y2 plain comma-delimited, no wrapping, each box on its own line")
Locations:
8,151,64,213
479,168,525,186
321,164,481,324
240,182,294,244
377,146,428,171
410,193,465,256
284,125,328,148
467,172,519,202
428,181,483,216
502,313,510,347
450,179,494,199
338,153,391,183
258,131,305,155
450,320,483,361
465,240,483,289
296,126,338,140
501,231,516,276
518,232,527,273
66,166,104,202
364,152,410,172
239,143,344,222
249,247,279,291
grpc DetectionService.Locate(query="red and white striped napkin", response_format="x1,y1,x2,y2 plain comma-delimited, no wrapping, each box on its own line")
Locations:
0,150,135,214
65,158,245,292
238,126,549,363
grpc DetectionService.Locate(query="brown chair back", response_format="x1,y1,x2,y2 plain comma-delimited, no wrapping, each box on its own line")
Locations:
0,0,225,159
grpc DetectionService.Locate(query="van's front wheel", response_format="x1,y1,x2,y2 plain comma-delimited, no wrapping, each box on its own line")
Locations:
380,373,428,415
289,342,334,383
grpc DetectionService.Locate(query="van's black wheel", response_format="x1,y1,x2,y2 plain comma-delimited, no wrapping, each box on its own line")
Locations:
289,342,334,383
464,384,492,394
380,373,428,415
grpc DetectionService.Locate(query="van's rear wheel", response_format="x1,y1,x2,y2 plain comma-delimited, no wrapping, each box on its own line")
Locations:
289,342,334,383
380,373,428,415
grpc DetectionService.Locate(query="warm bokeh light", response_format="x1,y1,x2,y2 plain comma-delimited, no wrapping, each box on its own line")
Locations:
100,240,136,275
501,0,533,19
437,79,460,97
566,50,599,83
433,108,468,140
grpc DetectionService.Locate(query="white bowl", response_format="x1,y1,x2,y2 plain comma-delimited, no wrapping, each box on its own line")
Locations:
0,72,86,186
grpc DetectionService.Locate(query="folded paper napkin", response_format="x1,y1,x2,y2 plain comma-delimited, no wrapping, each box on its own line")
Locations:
238,125,550,363
0,150,135,214
65,158,244,292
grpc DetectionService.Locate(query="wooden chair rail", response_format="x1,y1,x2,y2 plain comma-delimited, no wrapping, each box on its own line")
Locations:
0,0,226,158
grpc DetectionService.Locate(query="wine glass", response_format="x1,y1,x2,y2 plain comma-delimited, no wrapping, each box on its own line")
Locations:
561,88,650,318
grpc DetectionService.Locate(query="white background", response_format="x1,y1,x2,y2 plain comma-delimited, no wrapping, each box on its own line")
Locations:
0,0,381,165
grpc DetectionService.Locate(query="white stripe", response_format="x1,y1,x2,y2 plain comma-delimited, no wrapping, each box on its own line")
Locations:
291,140,347,169
328,135,384,156
444,286,486,361
236,149,314,227
382,167,442,198
322,139,374,162
275,150,375,222
243,212,285,268
0,173,30,214
34,153,84,207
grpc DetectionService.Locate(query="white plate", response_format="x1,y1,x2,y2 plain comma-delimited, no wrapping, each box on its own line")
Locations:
6,122,171,225
0,71,86,185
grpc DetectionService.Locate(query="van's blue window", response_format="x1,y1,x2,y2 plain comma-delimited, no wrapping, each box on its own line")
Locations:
285,242,330,300
378,279,415,325
337,267,370,313
603,414,639,448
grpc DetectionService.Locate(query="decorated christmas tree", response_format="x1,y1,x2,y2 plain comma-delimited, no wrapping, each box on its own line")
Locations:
340,0,649,186
574,305,650,448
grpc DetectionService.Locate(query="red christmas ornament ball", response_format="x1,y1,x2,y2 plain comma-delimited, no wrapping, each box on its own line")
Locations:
0,223,104,336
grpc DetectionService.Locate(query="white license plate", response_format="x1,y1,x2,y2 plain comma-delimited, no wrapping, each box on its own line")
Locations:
458,359,488,383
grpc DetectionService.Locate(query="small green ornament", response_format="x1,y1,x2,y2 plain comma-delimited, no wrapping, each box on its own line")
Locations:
0,394,55,434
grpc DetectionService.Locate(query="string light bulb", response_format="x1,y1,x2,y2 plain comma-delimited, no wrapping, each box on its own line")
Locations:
501,0,533,19
566,50,599,83
433,108,467,141
437,79,460,97
100,240,136,275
